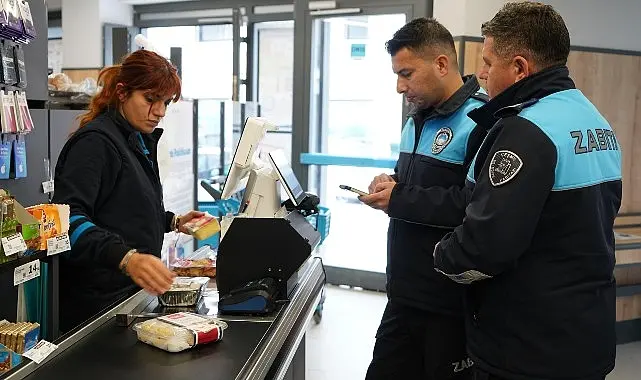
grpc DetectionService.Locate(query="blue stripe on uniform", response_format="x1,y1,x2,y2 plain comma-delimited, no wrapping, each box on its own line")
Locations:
70,215,86,224
70,221,96,246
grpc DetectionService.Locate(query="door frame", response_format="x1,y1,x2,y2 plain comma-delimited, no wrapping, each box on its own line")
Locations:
296,3,420,291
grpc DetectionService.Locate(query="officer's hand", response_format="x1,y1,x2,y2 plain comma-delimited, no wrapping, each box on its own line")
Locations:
177,210,206,234
126,253,175,295
359,182,396,213
368,173,395,194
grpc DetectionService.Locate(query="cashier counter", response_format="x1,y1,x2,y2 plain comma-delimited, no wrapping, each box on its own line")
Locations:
4,211,324,380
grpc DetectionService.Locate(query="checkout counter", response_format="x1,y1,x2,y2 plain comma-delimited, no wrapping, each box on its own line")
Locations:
4,255,325,380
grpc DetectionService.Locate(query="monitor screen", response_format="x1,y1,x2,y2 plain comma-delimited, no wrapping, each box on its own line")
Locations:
268,150,306,206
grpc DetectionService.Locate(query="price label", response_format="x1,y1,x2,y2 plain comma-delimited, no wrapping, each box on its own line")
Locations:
42,180,54,194
14,259,40,286
23,340,58,364
2,233,27,257
47,234,71,256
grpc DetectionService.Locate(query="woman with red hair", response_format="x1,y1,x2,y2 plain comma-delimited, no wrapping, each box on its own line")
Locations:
53,50,203,333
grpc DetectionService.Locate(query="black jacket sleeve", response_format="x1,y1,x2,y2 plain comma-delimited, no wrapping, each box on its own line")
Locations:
165,211,175,233
53,132,131,269
433,117,557,283
387,183,473,228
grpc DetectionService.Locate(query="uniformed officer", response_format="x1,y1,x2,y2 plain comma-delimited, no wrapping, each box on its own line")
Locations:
360,18,487,379
433,3,622,380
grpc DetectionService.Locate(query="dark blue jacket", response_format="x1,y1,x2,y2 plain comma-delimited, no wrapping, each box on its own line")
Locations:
53,110,174,331
386,75,487,316
434,66,622,380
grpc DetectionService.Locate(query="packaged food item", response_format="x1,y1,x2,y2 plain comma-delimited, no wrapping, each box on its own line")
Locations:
0,322,38,354
0,195,18,263
26,204,70,250
182,213,220,241
172,258,216,278
133,313,226,353
0,343,21,373
158,277,209,307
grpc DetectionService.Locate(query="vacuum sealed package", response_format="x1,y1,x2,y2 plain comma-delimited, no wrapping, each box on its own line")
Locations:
13,46,26,88
171,245,217,278
182,213,220,241
133,313,226,353
158,277,209,307
0,44,16,85
1,91,17,133
14,92,33,133
17,0,34,40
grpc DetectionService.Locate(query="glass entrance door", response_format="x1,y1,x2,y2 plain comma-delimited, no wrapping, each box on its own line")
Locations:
307,10,408,290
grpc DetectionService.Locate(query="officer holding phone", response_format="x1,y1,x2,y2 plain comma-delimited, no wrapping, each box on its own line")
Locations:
357,18,488,380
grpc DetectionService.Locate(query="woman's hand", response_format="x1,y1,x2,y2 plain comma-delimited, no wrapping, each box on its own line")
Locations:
177,210,205,234
125,253,175,295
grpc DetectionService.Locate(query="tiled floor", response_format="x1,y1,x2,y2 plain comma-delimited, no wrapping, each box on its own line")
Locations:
306,285,641,380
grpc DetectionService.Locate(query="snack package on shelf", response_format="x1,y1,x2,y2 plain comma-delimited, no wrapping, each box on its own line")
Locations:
0,343,21,373
25,204,70,251
133,313,226,353
0,321,39,355
182,213,220,241
0,194,18,263
171,245,217,278
14,92,33,133
16,0,34,40
158,277,209,307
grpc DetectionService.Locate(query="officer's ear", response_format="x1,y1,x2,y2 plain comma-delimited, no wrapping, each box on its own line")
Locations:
512,56,530,82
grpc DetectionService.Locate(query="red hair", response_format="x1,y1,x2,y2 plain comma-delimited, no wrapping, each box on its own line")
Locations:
78,49,182,129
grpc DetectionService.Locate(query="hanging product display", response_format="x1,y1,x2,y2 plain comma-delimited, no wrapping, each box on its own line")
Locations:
0,0,23,40
14,91,32,133
12,45,25,88
10,134,24,178
0,43,17,86
16,0,35,41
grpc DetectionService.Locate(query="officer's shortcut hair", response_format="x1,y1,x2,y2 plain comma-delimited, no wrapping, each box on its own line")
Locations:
386,17,457,62
481,1,570,68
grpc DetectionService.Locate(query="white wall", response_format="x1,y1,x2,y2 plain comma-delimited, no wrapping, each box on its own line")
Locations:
47,0,62,11
62,0,101,67
545,0,641,51
434,0,641,52
100,0,133,26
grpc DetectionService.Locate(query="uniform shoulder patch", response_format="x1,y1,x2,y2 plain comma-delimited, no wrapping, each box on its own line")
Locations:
489,150,523,186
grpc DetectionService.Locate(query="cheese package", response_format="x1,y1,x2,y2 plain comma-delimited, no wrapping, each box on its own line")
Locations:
182,213,220,241
133,313,226,353
157,277,209,307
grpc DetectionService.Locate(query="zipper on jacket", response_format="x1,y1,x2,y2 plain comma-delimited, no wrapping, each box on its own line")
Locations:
405,114,426,181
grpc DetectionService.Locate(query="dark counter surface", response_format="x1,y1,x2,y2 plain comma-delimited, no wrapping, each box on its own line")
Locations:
23,318,271,380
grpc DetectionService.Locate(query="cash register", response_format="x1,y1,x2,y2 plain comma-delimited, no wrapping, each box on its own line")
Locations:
215,117,321,315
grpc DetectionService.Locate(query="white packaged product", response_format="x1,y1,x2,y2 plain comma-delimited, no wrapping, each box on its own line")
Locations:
133,312,227,353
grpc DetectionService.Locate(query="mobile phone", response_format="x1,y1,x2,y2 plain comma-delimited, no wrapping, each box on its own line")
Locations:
339,184,369,197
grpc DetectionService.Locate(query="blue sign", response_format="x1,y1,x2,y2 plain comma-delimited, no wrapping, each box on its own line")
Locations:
351,44,366,58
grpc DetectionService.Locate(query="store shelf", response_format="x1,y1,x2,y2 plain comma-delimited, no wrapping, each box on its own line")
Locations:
0,250,49,275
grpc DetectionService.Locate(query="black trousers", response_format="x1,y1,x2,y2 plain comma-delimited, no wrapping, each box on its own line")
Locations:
365,301,473,380
472,368,606,380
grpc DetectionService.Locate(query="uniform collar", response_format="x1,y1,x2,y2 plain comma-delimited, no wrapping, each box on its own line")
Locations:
468,65,575,128
107,108,164,146
410,75,482,122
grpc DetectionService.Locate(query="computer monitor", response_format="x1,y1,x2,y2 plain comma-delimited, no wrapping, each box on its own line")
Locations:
268,149,307,207
221,117,277,200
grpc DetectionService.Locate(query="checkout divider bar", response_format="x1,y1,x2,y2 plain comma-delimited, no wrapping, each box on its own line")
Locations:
5,290,152,380
235,257,325,380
